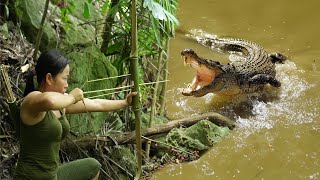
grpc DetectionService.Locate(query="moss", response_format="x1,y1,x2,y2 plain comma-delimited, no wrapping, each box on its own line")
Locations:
110,147,137,179
61,15,96,47
144,120,231,172
166,120,230,152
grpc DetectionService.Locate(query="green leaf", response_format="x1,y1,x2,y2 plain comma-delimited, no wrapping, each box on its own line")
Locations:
101,2,109,14
83,2,90,18
63,22,71,31
106,42,122,55
0,135,12,139
14,1,23,17
4,5,9,18
163,9,179,25
107,4,119,17
151,17,161,47
67,1,76,14
143,0,167,21
61,8,69,22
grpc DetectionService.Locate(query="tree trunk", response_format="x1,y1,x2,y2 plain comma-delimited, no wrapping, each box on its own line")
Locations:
62,112,235,149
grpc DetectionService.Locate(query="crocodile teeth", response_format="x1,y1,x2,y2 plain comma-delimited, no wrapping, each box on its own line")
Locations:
191,61,199,68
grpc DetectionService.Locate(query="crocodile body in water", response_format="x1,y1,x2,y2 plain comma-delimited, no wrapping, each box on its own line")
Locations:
181,31,287,97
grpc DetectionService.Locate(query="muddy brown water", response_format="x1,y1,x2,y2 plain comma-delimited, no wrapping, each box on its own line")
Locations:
151,0,320,179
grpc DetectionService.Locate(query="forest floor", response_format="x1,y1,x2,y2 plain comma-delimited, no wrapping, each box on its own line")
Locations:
0,22,34,179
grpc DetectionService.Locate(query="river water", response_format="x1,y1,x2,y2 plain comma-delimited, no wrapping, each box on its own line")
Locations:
152,0,320,179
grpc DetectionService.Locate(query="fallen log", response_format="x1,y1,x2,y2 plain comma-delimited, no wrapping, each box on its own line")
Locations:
62,112,235,149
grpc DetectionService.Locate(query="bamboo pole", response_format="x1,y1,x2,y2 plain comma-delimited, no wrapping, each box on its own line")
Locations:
130,0,142,178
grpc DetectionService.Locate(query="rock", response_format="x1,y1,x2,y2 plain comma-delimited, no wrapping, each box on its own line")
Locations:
64,45,118,133
19,0,57,50
18,0,102,51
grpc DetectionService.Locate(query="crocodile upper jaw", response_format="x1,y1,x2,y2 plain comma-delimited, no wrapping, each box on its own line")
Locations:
182,56,222,96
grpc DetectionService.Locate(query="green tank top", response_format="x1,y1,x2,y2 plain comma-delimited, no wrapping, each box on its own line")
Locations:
14,111,70,180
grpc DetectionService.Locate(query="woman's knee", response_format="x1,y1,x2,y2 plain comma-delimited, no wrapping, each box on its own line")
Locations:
85,158,101,171
57,158,101,180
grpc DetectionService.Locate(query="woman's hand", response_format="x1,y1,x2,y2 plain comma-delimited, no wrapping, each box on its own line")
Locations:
125,92,137,106
68,88,84,103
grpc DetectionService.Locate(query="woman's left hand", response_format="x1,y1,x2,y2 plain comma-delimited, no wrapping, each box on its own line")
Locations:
126,92,137,106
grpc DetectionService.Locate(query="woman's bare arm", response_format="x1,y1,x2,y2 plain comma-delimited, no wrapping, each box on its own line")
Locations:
20,88,84,125
65,92,137,114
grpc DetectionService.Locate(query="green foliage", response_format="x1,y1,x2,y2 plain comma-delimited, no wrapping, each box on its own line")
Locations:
107,3,119,17
142,0,179,44
101,1,110,14
100,0,179,56
143,0,179,24
14,0,23,21
101,0,179,76
60,0,75,23
83,1,90,18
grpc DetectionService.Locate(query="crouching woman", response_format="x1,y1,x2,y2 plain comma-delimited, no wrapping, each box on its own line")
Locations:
13,49,136,180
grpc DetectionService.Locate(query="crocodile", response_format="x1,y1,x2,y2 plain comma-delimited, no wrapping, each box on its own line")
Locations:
181,33,287,97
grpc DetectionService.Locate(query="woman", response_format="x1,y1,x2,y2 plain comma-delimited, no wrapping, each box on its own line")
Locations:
13,49,137,180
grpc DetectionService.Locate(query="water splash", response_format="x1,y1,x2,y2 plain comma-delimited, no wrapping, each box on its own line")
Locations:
232,60,318,135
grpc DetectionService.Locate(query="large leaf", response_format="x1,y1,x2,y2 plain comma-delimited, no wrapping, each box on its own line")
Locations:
143,0,167,21
143,0,179,25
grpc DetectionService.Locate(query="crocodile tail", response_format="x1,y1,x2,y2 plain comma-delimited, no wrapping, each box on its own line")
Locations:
269,52,287,64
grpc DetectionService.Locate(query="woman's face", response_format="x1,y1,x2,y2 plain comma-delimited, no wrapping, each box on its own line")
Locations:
50,65,70,94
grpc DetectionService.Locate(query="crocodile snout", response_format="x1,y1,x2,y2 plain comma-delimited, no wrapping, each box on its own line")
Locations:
181,49,196,56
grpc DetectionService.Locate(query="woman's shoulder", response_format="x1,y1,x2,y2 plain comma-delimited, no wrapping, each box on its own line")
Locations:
25,91,42,98
26,90,49,101
21,91,41,106
20,91,47,126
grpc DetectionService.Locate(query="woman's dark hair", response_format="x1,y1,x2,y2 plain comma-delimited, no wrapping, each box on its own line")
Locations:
24,49,70,96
